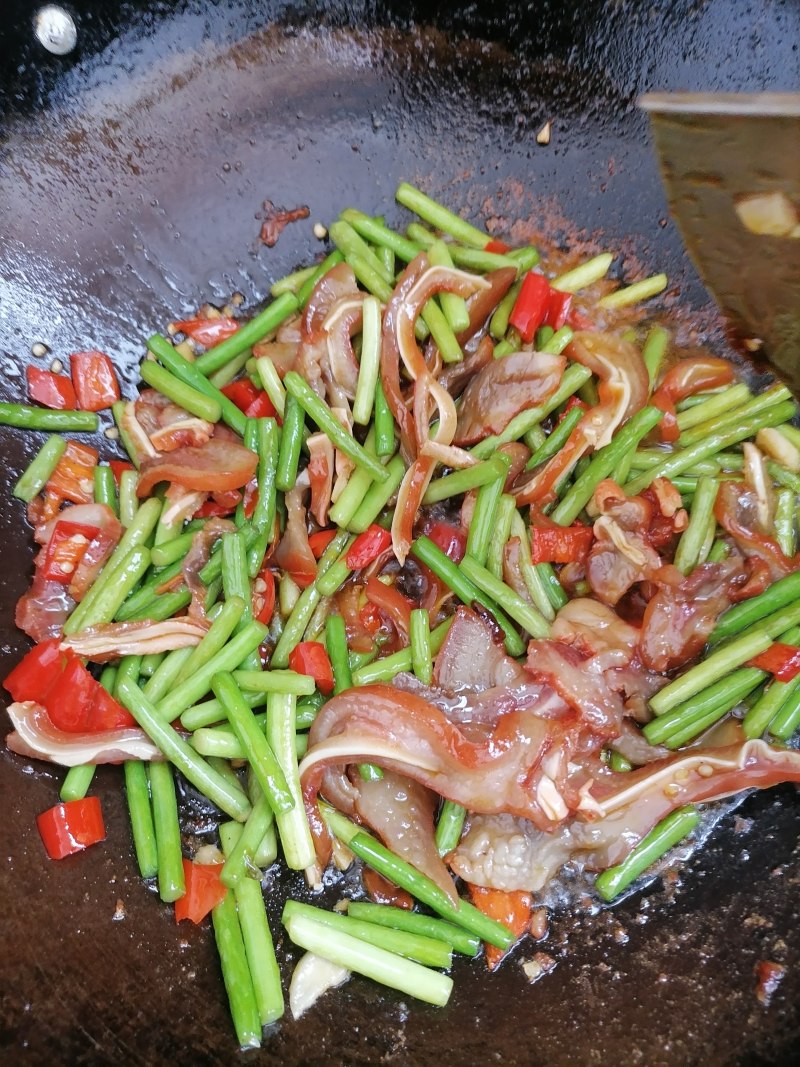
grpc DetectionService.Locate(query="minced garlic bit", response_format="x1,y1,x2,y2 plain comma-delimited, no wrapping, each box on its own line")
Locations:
31,342,50,358
104,426,120,440
50,358,63,374
697,763,715,778
536,121,552,146
313,222,328,240
735,191,799,237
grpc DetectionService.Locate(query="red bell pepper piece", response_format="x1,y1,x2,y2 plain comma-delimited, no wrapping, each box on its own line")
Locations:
37,796,106,860
69,351,120,412
3,638,72,704
26,366,77,410
425,520,467,563
45,658,135,732
174,858,228,923
40,520,100,584
509,272,552,343
308,528,338,559
543,289,573,331
244,392,277,419
253,566,276,625
175,317,239,348
346,524,393,569
530,524,594,564
484,238,511,254
749,643,800,683
288,641,335,694
108,460,135,485
221,379,261,412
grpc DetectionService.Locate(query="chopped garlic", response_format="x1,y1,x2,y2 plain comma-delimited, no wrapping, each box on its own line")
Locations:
735,191,799,237
536,121,552,146
756,427,800,473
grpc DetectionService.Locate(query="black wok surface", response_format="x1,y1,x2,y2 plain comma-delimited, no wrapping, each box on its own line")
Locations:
2,3,799,1063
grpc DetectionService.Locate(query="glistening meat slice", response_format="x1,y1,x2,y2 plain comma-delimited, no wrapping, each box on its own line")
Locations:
354,771,458,905
551,598,640,669
434,606,528,690
182,517,236,618
273,481,317,589
301,685,579,832
524,640,625,738
16,578,75,643
6,701,162,766
639,556,756,672
453,735,800,892
62,618,209,661
391,672,566,727
715,481,800,581
514,332,649,506
137,438,258,497
135,388,214,453
586,480,663,605
453,351,565,446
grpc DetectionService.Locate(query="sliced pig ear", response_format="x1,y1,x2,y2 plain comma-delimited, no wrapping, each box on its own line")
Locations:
6,700,161,766
587,739,800,820
61,617,209,662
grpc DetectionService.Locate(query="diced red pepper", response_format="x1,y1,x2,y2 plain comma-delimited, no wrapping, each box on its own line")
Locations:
3,638,72,704
69,351,121,412
175,317,239,348
749,643,800,683
425,520,467,563
484,238,512,254
174,858,228,923
26,366,77,410
346,525,393,569
358,602,383,636
37,796,106,860
46,441,98,506
530,524,594,564
108,460,135,486
221,379,261,412
308,528,338,559
40,520,100,584
543,289,573,331
244,392,277,419
558,396,588,423
44,657,135,732
288,641,335,694
509,272,552,343
220,379,276,419
253,566,276,625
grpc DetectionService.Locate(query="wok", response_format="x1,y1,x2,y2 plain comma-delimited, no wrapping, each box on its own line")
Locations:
1,2,799,1063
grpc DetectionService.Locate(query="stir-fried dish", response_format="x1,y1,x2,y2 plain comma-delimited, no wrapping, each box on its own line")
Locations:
4,182,800,1045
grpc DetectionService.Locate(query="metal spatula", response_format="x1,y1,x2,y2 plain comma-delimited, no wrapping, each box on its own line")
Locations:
641,93,800,392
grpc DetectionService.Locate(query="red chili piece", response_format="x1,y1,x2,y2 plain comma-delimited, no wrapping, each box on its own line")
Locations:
27,366,77,410
748,643,800,683
346,525,393,569
288,641,335,694
174,859,228,923
175,318,239,348
37,797,106,859
69,351,121,412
